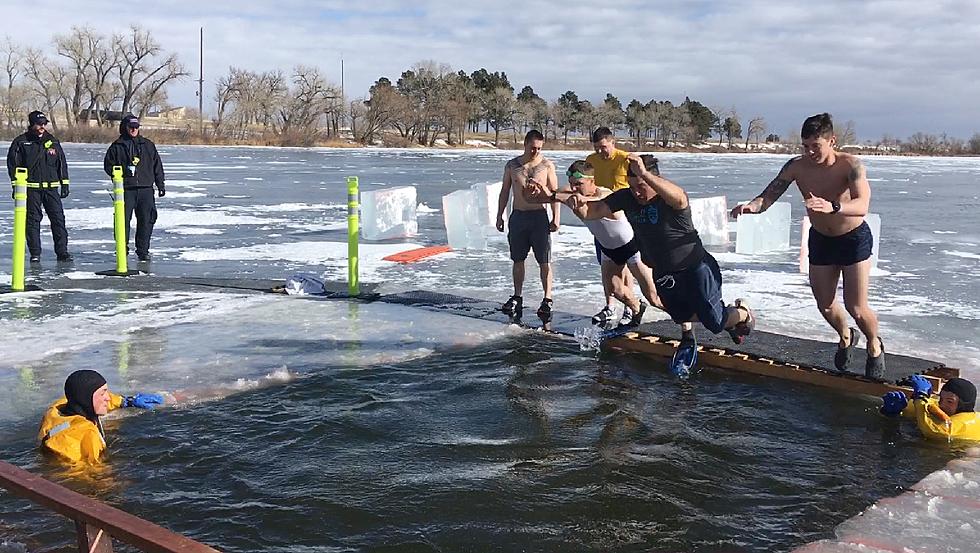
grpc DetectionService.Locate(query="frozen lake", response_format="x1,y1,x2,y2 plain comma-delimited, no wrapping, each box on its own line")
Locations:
0,146,978,552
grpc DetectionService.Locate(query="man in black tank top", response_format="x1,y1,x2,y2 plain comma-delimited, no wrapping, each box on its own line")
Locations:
526,154,757,378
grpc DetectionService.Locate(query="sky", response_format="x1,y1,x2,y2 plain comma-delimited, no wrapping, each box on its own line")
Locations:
3,0,979,140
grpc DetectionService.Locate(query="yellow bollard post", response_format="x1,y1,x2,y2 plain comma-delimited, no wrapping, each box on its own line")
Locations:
347,176,360,297
10,168,27,291
112,166,128,273
96,166,139,276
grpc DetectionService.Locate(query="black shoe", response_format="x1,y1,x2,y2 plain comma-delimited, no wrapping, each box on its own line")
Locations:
137,253,151,262
501,295,522,315
536,298,553,317
29,255,41,263
865,338,885,380
56,253,73,262
625,303,647,327
834,327,859,371
727,298,754,345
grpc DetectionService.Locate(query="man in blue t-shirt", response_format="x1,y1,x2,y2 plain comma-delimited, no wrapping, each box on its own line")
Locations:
524,154,755,377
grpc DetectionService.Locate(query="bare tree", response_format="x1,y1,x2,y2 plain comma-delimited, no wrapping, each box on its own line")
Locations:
745,116,767,150
22,48,67,128
113,25,186,116
358,77,408,144
838,120,857,146
83,33,120,126
55,26,100,125
1,36,28,128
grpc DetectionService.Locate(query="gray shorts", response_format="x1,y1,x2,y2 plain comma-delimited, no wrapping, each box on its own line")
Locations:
508,209,551,264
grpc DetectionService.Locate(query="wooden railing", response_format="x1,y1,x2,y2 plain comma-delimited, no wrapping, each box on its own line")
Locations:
0,460,220,553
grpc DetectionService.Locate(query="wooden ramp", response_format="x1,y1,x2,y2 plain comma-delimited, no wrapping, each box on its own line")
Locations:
380,290,956,396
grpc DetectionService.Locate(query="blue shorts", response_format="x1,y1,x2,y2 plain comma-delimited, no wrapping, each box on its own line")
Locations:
654,253,727,334
808,221,873,266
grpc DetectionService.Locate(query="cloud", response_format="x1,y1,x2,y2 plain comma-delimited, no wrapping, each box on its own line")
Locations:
3,0,979,138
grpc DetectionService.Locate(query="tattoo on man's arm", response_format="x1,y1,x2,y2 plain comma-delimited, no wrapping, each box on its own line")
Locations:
759,177,791,203
848,161,866,183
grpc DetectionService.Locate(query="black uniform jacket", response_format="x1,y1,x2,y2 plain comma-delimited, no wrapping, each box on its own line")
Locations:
103,135,165,191
6,131,69,184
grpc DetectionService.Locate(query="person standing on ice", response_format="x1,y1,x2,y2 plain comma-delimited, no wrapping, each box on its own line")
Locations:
495,129,561,319
104,114,166,262
38,369,164,464
5,110,73,263
731,113,883,379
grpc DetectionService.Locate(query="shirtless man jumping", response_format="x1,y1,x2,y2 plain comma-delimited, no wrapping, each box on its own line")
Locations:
731,113,884,379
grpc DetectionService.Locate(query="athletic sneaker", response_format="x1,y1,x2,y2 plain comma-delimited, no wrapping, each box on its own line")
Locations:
591,306,615,327
671,336,698,378
57,253,73,262
624,303,647,327
727,298,755,345
619,305,635,327
501,295,523,315
29,255,41,263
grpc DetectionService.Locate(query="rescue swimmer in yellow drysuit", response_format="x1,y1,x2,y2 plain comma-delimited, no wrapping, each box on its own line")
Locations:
880,375,980,441
38,369,164,464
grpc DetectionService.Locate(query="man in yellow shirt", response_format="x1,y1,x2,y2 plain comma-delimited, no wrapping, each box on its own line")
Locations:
880,376,980,441
585,127,638,327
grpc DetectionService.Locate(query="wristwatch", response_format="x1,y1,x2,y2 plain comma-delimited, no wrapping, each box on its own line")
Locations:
550,190,558,202
831,200,841,213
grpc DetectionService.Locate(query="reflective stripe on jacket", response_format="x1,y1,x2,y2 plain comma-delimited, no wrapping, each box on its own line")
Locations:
37,392,125,464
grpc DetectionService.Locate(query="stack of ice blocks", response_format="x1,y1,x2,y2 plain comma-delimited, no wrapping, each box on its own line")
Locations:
689,196,729,246
735,201,791,254
360,186,418,240
799,213,881,273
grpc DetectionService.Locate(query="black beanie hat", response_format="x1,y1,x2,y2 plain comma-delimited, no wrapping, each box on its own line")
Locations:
941,378,977,414
61,370,107,422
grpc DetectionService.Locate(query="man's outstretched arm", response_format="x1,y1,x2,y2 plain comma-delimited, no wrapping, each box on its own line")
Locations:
732,157,797,216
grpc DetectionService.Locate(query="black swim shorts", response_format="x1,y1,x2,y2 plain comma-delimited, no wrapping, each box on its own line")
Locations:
808,221,873,267
655,252,727,334
598,238,641,266
508,209,551,263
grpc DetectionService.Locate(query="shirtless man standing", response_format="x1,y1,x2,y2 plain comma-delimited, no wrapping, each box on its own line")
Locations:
496,130,560,318
731,113,884,378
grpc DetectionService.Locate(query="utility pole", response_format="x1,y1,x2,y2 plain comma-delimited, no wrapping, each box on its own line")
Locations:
198,27,204,137
341,55,345,131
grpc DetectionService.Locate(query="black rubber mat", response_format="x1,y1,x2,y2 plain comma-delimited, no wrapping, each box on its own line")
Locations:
44,276,378,299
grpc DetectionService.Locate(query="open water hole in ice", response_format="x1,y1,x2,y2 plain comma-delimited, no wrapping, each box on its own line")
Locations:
0,296,963,552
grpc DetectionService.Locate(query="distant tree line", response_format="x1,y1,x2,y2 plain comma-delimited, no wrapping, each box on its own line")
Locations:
4,26,980,155
1,26,186,129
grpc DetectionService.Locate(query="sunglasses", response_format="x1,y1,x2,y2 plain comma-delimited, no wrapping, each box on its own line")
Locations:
565,170,593,179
